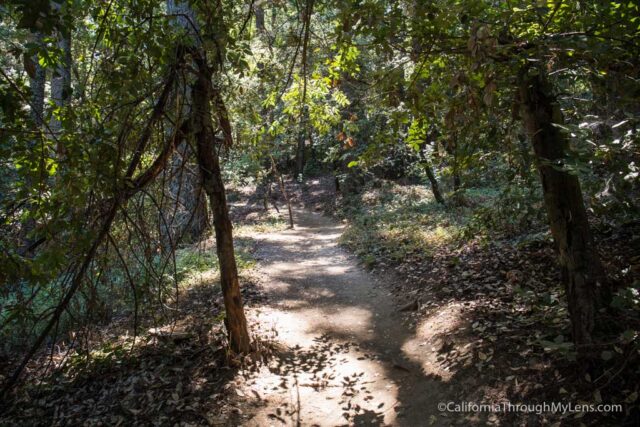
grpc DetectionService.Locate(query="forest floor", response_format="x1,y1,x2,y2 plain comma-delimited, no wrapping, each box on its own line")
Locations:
226,176,638,426
1,177,637,426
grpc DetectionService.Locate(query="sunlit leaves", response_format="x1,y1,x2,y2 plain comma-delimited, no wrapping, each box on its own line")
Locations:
280,74,348,135
327,44,360,79
406,118,427,153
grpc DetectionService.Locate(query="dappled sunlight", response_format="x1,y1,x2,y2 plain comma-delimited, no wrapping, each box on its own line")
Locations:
2,0,636,425
260,279,291,294
243,349,400,426
250,304,375,347
234,209,448,425
244,305,399,426
402,302,469,381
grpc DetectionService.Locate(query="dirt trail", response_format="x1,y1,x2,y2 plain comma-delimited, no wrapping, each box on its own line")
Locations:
238,209,449,426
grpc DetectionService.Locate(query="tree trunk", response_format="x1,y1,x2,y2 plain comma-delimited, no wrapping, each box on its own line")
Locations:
422,157,445,205
296,0,314,179
295,132,306,177
165,142,209,244
50,2,72,155
407,2,444,205
29,34,46,129
163,0,208,245
192,61,251,354
518,68,607,350
272,156,294,228
452,171,461,192
448,136,461,192
254,3,265,33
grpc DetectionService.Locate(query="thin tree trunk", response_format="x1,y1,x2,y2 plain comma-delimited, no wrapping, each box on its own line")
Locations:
29,34,46,129
271,156,294,228
50,2,72,157
21,32,47,253
518,68,608,350
421,153,445,204
453,171,461,192
295,133,306,177
408,2,444,205
449,136,461,192
254,3,265,33
296,0,314,178
192,59,251,354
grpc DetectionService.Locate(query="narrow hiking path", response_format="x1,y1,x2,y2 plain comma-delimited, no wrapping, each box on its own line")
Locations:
236,209,450,426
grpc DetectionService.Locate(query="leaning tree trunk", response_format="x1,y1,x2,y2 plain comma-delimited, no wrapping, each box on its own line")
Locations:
192,60,251,354
419,144,445,205
518,68,608,350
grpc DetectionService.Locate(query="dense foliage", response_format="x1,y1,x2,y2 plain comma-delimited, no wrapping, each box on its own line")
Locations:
1,0,639,422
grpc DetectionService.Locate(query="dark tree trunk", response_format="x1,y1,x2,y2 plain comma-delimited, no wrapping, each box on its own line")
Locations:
254,3,265,33
50,2,72,152
271,156,294,228
424,159,445,205
295,132,306,177
192,61,251,354
452,172,461,192
29,34,46,129
518,68,608,350
296,0,314,179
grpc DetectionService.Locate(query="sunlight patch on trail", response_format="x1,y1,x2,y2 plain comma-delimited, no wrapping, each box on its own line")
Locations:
233,209,447,426
244,307,399,426
402,302,468,381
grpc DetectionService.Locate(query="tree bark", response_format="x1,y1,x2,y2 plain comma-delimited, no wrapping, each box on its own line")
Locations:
272,155,294,228
295,0,314,178
420,146,445,205
254,3,266,33
166,142,209,243
163,0,208,244
29,34,46,129
192,59,251,354
49,2,72,153
518,68,608,350
295,132,306,177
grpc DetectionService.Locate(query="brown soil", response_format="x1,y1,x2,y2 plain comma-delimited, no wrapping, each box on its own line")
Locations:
234,209,453,426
